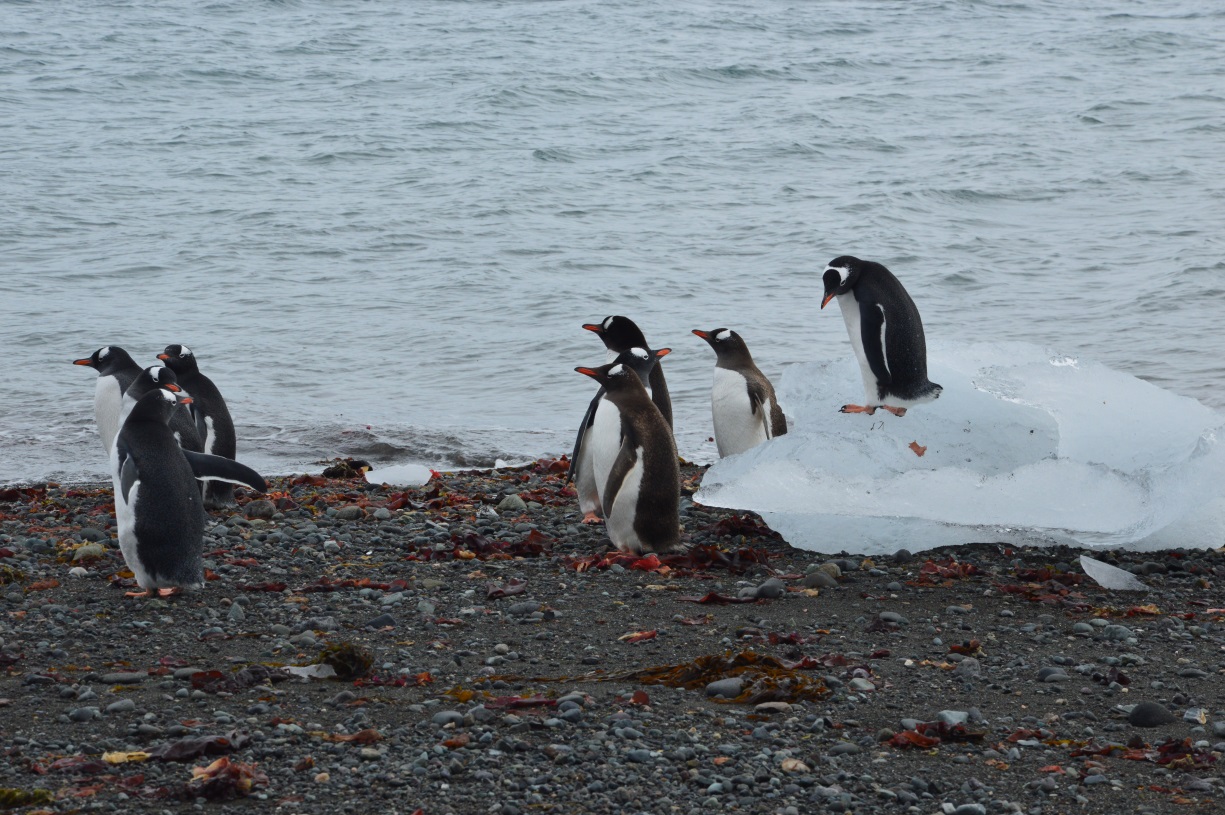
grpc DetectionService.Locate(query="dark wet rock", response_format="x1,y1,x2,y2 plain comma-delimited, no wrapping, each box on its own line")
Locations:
334,505,365,521
497,494,528,513
1128,702,1177,728
244,499,276,520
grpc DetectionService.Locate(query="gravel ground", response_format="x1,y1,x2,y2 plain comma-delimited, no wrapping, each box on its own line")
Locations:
1,458,1224,815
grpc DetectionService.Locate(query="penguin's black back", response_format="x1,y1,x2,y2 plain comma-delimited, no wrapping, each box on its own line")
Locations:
603,378,680,553
119,412,206,587
176,370,236,458
853,260,937,401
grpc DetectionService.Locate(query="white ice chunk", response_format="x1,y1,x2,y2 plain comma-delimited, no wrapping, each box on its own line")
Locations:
364,463,433,487
1079,555,1148,591
283,664,337,680
696,342,1225,554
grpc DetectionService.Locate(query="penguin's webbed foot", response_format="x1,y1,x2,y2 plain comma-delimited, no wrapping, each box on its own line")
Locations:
839,404,876,415
581,512,604,525
881,405,908,417
125,589,154,598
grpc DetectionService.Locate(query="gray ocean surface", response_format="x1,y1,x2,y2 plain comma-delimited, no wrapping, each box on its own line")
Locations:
2,0,1223,485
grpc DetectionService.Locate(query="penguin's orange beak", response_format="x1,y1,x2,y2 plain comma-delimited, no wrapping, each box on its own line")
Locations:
179,396,193,405
821,292,835,309
655,348,671,358
156,353,171,361
165,383,182,393
691,330,709,340
575,367,601,381
581,323,603,334
73,358,92,366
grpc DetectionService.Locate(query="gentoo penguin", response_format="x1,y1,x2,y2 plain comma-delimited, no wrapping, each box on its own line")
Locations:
581,316,672,428
574,360,679,554
569,347,670,523
692,328,787,457
821,256,942,417
119,366,204,455
157,345,239,508
112,388,267,596
74,346,142,453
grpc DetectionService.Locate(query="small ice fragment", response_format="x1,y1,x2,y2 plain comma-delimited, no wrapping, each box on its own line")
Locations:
283,664,337,680
363,464,432,487
1079,555,1148,591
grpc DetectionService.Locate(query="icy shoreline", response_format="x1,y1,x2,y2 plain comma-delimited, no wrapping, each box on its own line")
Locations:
697,342,1225,554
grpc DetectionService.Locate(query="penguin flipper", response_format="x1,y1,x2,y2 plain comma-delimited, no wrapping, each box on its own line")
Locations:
567,387,605,484
858,300,892,391
601,418,641,512
117,443,139,504
182,450,268,493
191,402,208,445
745,379,768,417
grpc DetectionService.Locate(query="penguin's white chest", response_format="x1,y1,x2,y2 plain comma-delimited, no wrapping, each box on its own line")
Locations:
711,368,770,457
95,375,123,453
836,293,880,404
606,447,645,553
590,398,622,502
110,455,154,590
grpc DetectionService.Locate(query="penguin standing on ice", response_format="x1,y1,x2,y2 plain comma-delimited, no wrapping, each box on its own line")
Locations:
74,346,142,453
574,360,679,554
157,345,239,508
119,365,203,454
821,256,942,416
569,347,670,523
692,328,787,457
112,388,267,596
581,317,672,427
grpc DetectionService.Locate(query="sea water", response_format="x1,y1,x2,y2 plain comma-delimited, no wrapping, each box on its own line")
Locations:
2,0,1223,484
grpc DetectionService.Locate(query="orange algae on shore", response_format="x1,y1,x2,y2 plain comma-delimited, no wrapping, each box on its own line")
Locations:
624,651,830,705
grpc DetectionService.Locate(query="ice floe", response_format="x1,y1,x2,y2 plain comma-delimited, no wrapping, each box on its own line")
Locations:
695,342,1225,554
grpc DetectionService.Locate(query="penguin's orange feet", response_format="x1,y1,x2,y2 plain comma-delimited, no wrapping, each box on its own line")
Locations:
157,587,182,597
125,589,154,598
839,404,877,415
881,405,908,417
581,512,604,525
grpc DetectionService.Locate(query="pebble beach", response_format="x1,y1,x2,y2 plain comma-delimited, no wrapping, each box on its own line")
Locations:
2,458,1224,815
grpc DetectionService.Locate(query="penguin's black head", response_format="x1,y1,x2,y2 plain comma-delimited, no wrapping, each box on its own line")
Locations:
73,346,133,375
157,344,198,375
129,387,191,424
575,360,646,391
136,365,183,395
821,256,862,308
613,346,669,385
583,316,648,353
693,328,754,364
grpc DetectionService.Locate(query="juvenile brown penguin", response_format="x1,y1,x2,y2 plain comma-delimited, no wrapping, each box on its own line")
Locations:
574,360,680,554
570,347,670,523
693,328,787,456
